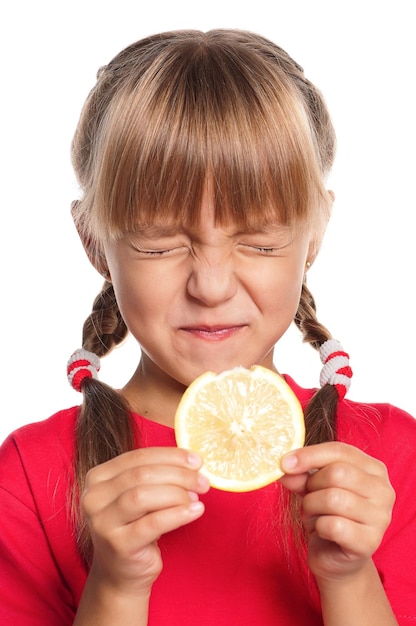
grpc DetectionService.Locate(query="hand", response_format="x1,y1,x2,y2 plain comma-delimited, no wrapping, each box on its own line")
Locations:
279,442,395,583
81,447,210,596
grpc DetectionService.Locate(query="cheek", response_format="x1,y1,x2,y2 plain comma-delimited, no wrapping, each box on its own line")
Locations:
107,267,146,325
254,261,305,312
109,263,179,332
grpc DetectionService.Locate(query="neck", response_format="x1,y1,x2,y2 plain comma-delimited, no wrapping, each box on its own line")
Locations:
121,357,187,428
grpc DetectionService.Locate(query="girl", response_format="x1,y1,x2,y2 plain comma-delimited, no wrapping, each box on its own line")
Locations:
1,29,415,626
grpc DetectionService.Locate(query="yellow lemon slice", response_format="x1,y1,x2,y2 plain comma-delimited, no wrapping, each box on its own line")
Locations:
174,365,305,492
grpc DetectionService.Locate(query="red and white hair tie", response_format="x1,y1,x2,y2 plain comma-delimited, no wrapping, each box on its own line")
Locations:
67,349,101,392
319,339,352,400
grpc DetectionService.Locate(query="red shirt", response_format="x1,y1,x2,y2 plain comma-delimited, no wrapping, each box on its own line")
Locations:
1,376,415,624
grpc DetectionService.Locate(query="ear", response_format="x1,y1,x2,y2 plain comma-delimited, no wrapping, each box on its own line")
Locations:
306,189,334,266
71,201,111,280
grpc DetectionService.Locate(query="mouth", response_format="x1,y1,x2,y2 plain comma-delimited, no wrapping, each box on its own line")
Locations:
180,325,247,341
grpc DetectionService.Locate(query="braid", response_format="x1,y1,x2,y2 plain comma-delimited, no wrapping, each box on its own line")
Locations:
73,281,137,563
278,282,341,553
82,280,128,356
294,282,339,446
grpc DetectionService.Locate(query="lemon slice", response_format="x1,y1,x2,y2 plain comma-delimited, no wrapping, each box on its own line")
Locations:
174,365,305,492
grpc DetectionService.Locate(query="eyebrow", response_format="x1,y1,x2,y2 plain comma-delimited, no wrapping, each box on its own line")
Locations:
239,224,291,235
127,225,181,239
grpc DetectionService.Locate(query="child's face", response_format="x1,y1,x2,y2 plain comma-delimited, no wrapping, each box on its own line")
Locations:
103,195,312,387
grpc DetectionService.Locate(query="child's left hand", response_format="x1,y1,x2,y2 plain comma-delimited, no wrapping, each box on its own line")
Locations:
279,442,396,583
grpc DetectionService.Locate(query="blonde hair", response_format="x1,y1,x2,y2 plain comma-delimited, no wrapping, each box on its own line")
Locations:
71,29,338,561
72,29,334,247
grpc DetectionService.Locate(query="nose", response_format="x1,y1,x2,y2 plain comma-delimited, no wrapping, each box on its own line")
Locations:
186,253,238,306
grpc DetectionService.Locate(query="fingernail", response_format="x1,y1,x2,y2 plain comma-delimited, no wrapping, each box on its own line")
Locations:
188,491,199,502
281,454,298,471
187,452,202,468
197,473,210,491
189,501,204,514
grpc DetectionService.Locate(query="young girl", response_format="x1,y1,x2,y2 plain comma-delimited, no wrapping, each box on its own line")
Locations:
1,29,415,626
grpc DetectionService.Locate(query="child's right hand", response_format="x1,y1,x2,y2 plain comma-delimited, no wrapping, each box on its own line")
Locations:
81,447,209,596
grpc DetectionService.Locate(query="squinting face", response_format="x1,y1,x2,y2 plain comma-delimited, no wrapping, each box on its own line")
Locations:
103,196,312,389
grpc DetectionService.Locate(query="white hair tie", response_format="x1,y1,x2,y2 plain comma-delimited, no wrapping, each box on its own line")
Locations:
67,349,101,392
319,339,352,400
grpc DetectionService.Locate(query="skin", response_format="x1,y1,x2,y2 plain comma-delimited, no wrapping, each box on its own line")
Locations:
103,200,312,420
74,193,397,625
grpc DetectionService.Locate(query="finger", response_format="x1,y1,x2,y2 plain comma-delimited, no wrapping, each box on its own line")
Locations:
83,463,210,512
301,487,379,530
311,515,384,558
302,486,395,532
128,500,206,545
110,463,210,500
279,466,384,501
305,461,383,499
278,471,310,494
98,501,206,557
86,447,203,485
88,484,203,529
281,442,386,477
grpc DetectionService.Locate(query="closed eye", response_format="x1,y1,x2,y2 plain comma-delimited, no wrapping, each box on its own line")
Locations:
129,245,189,258
138,248,173,256
251,246,279,254
239,243,289,256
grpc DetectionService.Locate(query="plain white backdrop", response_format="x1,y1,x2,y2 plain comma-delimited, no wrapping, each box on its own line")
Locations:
1,0,415,443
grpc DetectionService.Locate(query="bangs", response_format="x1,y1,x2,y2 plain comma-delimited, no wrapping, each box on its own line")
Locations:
72,30,333,242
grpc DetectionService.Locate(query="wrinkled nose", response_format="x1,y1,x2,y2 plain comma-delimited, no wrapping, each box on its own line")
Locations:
186,257,238,307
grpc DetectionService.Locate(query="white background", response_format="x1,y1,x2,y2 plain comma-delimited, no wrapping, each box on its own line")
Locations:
1,0,415,443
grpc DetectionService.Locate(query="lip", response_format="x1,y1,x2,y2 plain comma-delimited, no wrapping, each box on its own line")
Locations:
180,324,247,341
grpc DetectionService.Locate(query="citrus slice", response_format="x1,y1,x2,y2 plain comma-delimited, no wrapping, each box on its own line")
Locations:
174,365,305,492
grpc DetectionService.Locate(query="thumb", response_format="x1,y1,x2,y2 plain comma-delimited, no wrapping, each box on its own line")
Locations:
278,452,309,494
278,471,309,494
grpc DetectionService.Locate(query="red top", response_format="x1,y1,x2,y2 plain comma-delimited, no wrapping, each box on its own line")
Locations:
1,376,415,625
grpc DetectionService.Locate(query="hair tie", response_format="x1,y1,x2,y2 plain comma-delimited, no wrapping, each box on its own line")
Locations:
67,349,101,392
319,339,352,400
